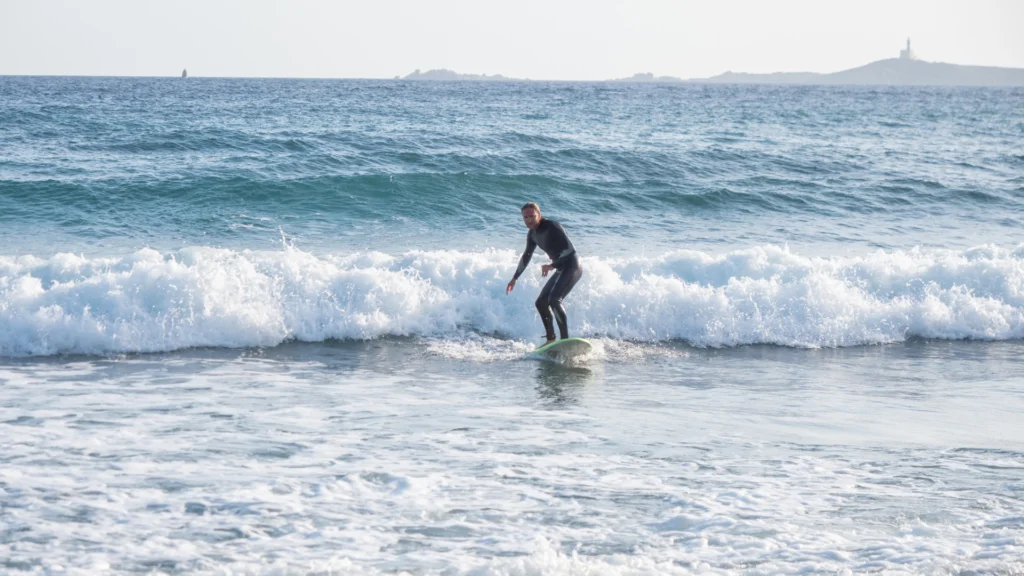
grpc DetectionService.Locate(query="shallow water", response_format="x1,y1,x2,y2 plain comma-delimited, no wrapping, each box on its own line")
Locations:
2,340,1023,574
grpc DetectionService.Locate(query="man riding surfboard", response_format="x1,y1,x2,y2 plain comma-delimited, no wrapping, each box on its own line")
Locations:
505,202,583,345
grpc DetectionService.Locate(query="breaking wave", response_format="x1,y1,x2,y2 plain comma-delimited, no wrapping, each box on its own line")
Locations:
2,244,1024,356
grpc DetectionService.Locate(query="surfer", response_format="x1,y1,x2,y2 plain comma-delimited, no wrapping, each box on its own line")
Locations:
505,202,583,345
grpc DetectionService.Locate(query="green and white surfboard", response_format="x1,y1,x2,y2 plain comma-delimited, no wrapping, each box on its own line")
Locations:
531,337,593,361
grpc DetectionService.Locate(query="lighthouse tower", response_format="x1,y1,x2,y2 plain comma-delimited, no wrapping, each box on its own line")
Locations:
899,38,918,61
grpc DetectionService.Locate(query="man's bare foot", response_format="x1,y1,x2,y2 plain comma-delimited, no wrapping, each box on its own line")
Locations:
544,338,557,346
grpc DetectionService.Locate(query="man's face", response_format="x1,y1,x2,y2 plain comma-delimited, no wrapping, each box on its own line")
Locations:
521,208,541,230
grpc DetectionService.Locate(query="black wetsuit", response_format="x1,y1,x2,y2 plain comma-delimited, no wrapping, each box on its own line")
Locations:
513,219,583,341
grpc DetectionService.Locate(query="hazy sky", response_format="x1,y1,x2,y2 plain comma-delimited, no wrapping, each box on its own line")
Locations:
2,0,1022,79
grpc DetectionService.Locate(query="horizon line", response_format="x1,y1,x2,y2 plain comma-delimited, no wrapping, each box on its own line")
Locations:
4,56,1024,84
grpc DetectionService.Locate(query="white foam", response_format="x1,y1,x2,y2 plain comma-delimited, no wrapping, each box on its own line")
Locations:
2,355,1023,574
3,243,1024,355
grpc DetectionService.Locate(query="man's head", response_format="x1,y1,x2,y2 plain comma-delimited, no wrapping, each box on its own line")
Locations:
521,202,542,230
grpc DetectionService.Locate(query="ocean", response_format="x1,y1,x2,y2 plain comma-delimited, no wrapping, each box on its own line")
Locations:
1,76,1022,574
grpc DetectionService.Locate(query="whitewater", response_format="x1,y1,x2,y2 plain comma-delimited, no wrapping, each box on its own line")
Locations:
3,243,1024,356
1,77,1023,574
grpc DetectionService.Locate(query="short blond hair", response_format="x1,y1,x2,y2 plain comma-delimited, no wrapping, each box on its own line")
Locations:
521,202,540,213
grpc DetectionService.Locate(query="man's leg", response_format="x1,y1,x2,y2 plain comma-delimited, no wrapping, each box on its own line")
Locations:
547,265,583,340
535,271,561,343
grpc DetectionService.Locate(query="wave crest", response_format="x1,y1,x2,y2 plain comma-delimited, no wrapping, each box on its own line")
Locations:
2,244,1024,356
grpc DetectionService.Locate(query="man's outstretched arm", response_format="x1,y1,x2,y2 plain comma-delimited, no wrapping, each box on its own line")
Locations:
506,234,536,294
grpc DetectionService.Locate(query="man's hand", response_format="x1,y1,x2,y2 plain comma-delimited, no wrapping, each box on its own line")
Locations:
541,264,555,277
506,278,517,295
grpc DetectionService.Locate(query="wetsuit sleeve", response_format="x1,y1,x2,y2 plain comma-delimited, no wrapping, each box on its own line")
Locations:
513,232,536,280
547,221,577,269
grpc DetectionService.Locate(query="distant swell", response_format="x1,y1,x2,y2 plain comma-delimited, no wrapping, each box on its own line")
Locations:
2,244,1024,356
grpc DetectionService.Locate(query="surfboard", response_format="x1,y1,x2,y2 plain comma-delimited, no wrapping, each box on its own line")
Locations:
531,337,593,361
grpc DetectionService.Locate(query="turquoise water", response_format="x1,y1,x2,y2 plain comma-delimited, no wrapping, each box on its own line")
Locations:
1,77,1023,573
3,78,1022,258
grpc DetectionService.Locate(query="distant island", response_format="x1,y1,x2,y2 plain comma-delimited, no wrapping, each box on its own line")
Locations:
400,69,523,81
619,40,1024,87
609,73,686,83
405,40,1024,87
